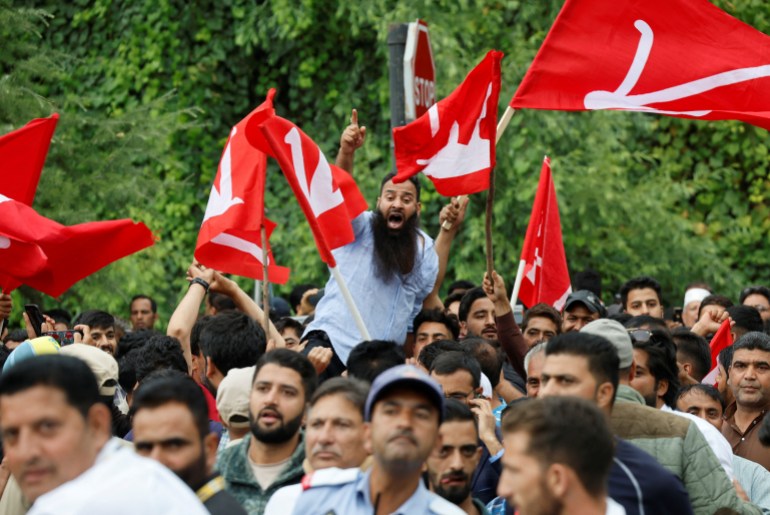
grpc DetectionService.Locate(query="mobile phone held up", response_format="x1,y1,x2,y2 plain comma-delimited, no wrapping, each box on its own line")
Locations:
24,304,46,337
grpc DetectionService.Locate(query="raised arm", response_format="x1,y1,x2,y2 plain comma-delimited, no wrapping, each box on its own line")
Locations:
167,261,214,372
423,196,468,310
483,270,528,378
335,108,366,174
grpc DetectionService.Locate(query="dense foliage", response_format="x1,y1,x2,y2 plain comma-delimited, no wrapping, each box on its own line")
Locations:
2,0,769,325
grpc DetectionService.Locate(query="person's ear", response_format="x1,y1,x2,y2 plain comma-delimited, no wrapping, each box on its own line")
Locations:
628,358,637,382
86,403,112,441
596,382,614,410
363,422,373,455
546,463,569,498
656,379,669,400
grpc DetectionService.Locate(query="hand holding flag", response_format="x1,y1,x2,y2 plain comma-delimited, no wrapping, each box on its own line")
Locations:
702,317,734,386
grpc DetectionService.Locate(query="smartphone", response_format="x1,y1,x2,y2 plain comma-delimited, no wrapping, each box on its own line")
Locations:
24,304,46,337
44,330,83,346
672,307,683,324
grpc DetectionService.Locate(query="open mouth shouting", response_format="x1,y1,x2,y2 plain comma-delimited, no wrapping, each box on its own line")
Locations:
387,210,405,230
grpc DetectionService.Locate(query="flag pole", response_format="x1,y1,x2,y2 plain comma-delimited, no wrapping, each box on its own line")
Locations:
441,107,517,230
330,265,371,341
510,259,527,310
260,224,271,339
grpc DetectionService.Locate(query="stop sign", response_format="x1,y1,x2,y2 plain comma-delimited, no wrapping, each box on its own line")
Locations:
403,19,436,121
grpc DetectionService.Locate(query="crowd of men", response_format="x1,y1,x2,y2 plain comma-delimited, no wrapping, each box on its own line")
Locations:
1,117,770,515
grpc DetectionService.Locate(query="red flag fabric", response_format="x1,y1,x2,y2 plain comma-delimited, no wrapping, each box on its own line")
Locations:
0,193,155,297
517,157,571,310
510,0,770,130
0,114,59,205
392,50,503,196
702,318,734,386
249,115,368,267
194,90,290,284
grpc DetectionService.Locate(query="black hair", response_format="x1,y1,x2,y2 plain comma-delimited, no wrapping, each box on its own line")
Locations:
43,308,72,327
413,308,460,340
135,335,188,383
346,340,405,384
697,294,734,320
115,329,155,360
131,373,209,439
726,305,764,336
718,345,735,378
275,317,304,336
623,315,668,332
443,291,466,311
130,294,157,313
430,351,481,389
522,303,562,333
199,311,266,375
675,383,725,411
458,287,488,323
447,280,476,296
608,312,633,325
573,268,602,299
2,329,27,344
190,315,213,358
0,355,99,418
545,332,619,403
207,291,236,312
255,349,317,402
417,339,464,371
443,398,477,431
309,376,369,415
733,331,770,354
739,285,770,306
502,397,614,497
117,348,142,395
671,329,711,382
632,330,680,409
289,284,315,313
619,276,662,310
464,337,503,389
380,172,421,202
76,310,115,330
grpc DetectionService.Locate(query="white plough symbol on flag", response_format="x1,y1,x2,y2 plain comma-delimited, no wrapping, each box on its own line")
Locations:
584,20,770,115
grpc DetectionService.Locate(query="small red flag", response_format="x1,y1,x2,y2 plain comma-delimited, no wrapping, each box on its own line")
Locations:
517,157,571,310
0,114,59,205
249,115,368,267
702,319,733,386
194,90,290,284
511,0,770,130
392,50,503,196
0,193,155,297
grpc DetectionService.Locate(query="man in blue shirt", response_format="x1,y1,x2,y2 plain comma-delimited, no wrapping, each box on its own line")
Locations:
265,365,464,515
302,111,463,378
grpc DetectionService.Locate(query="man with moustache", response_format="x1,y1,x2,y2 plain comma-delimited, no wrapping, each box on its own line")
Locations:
427,400,490,515
302,111,464,378
217,349,317,514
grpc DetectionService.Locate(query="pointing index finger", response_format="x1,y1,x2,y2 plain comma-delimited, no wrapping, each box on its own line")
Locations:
350,109,358,127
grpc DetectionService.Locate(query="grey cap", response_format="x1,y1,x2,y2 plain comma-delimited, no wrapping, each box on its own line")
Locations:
580,319,633,368
564,290,607,318
364,365,444,422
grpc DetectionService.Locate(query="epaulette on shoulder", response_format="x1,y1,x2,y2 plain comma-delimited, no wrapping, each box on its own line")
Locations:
301,467,360,491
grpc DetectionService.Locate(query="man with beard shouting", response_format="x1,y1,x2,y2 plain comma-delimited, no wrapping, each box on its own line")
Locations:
217,349,317,514
302,110,466,377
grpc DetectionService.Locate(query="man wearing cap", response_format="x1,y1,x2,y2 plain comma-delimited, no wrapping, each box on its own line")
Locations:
264,365,464,515
216,367,255,450
561,290,605,333
682,286,711,328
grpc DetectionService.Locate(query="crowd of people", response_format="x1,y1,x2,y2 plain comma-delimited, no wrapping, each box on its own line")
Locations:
0,118,770,515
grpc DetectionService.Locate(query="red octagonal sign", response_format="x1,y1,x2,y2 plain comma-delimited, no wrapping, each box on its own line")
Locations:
403,19,436,121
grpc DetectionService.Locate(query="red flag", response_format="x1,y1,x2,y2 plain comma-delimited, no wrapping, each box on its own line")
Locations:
392,50,503,196
0,193,155,297
194,90,290,284
517,157,571,310
0,114,59,205
510,0,770,130
702,318,733,386
249,115,368,267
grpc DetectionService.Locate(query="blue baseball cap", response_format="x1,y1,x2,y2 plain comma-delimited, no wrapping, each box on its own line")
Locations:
364,364,445,422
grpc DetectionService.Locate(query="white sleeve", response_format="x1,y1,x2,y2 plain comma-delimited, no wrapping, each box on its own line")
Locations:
264,484,302,515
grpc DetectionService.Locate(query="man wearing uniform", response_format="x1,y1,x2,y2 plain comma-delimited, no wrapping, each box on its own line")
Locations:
265,365,464,515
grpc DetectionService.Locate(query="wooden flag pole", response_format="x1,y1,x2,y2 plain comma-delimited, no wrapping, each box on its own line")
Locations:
441,107,517,231
330,265,371,341
260,224,271,339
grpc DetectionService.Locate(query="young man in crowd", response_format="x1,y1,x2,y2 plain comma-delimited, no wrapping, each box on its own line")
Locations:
520,303,561,348
620,276,665,319
560,290,605,333
131,374,247,514
413,308,460,359
129,294,158,331
77,310,118,355
217,349,317,514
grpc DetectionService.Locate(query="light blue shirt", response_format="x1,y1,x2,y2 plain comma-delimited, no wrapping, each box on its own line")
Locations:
266,468,463,515
304,211,439,364
734,455,770,514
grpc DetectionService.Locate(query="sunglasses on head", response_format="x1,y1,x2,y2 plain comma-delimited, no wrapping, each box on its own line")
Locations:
627,329,652,343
